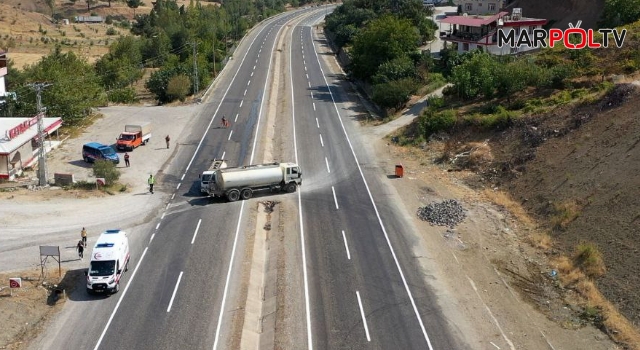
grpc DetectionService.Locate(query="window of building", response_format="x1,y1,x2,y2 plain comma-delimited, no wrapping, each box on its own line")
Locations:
462,43,470,51
488,3,496,11
465,3,472,11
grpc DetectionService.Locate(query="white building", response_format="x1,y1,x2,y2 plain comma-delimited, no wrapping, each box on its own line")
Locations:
439,8,548,55
452,0,506,15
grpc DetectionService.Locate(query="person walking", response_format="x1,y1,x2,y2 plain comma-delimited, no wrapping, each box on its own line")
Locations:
124,152,130,167
221,116,229,128
81,227,87,247
165,135,170,149
148,174,155,194
76,240,85,259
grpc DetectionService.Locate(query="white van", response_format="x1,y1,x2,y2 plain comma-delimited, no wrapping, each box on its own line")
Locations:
86,229,130,294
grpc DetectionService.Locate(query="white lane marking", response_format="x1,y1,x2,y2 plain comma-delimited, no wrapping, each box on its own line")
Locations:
247,80,251,86
161,212,166,220
306,74,309,80
310,91,313,99
183,20,270,174
234,114,239,122
251,71,254,77
93,247,149,350
176,183,181,190
305,65,307,72
331,186,339,209
313,102,316,111
244,89,248,96
149,233,155,243
155,223,160,230
228,130,233,141
490,342,501,349
167,271,184,312
289,23,313,350
341,230,351,260
191,219,202,245
319,134,324,147
213,15,288,350
221,151,226,159
165,203,170,210
171,193,175,200
312,28,435,349
325,157,330,173
181,173,186,181
308,81,311,88
467,276,516,350
316,118,319,128
239,100,244,108
356,291,371,341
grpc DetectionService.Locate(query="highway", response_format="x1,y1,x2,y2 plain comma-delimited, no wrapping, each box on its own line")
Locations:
286,14,464,350
34,7,465,350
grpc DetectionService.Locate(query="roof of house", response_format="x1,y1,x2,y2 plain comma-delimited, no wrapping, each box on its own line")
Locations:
440,12,509,26
0,117,63,154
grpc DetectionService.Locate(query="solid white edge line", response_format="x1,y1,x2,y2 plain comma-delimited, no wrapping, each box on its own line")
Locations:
213,16,289,350
319,134,324,147
331,186,339,209
290,22,313,350
325,157,330,173
166,271,184,312
311,26,435,349
356,291,371,342
341,230,351,260
227,130,233,141
93,247,149,350
191,219,202,245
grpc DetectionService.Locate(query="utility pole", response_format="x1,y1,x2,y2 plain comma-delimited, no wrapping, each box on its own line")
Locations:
193,41,199,95
30,83,52,187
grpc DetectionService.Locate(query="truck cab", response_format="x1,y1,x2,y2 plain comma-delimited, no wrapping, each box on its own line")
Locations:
86,229,130,295
200,159,228,194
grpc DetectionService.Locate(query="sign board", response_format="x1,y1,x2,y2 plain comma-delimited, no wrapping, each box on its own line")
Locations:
96,178,106,186
39,246,60,256
9,278,21,288
6,114,41,140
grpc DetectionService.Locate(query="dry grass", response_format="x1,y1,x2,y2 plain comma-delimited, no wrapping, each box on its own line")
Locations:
553,253,640,349
482,189,535,227
574,242,606,278
527,231,554,250
551,200,581,230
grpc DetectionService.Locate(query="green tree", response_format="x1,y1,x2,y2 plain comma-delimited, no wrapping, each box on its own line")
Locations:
95,36,144,89
600,0,640,27
450,51,499,99
372,55,416,84
166,74,191,101
372,77,418,110
350,14,420,81
127,0,144,16
93,159,120,186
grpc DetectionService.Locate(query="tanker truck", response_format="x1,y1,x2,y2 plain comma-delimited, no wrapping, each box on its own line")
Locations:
207,162,302,201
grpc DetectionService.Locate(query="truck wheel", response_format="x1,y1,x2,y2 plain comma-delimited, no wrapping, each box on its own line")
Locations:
285,182,297,193
84,156,90,163
227,189,240,202
241,188,253,200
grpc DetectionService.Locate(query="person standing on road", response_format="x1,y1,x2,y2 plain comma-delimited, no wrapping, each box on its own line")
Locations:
76,240,85,259
124,152,130,167
165,135,170,149
81,227,87,247
148,174,155,194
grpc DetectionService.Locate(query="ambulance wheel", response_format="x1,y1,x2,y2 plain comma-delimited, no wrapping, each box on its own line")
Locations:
227,189,240,202
113,282,120,294
241,188,253,200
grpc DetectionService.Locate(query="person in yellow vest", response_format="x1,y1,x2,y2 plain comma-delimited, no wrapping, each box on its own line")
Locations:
81,227,87,247
148,174,155,194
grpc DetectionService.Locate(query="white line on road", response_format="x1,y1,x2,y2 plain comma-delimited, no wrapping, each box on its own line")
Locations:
251,71,254,77
93,247,149,350
308,81,311,88
155,223,160,230
316,118,319,128
310,91,313,99
176,183,181,190
149,233,155,243
312,30,435,349
221,151,226,159
240,100,244,108
171,193,175,200
356,291,371,341
289,25,313,350
167,271,184,312
165,203,170,210
191,219,202,244
319,134,324,147
312,102,316,111
341,230,351,260
181,173,186,181
235,113,239,122
228,130,233,140
467,276,515,350
325,157,330,173
331,186,339,209
253,65,256,70
247,80,251,86
244,89,248,96
306,74,309,80
161,212,166,220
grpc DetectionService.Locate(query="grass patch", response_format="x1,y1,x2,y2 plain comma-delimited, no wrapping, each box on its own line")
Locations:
551,200,581,230
527,232,554,250
574,242,606,278
481,189,534,227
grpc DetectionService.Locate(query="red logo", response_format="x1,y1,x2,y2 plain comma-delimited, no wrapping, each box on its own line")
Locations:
9,278,21,288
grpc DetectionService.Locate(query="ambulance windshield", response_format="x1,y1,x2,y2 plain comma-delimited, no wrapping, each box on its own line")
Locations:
89,260,116,276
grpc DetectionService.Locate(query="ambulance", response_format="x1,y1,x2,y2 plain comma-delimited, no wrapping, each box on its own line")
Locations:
86,229,130,294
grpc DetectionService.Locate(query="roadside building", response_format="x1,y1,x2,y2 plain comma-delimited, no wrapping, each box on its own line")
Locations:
439,8,547,55
0,50,9,103
452,0,506,15
0,116,62,179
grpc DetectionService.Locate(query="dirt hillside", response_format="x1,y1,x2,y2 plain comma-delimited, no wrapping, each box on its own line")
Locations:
506,0,606,29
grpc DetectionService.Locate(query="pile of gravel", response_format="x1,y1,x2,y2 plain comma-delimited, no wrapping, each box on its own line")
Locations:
417,199,466,228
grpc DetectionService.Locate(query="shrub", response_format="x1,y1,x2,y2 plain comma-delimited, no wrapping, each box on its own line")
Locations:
426,95,444,109
419,109,456,137
166,74,191,102
107,87,137,103
481,106,517,130
574,242,606,278
92,159,120,186
106,27,118,36
372,78,419,110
